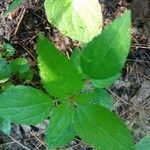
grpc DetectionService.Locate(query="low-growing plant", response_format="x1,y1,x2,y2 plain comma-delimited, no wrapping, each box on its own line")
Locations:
0,11,135,149
0,43,33,83
0,42,33,135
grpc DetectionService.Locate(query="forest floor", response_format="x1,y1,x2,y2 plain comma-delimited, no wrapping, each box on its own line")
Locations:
0,0,150,149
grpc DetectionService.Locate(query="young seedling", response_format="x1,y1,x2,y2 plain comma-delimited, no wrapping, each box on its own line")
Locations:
0,11,134,149
0,43,33,83
0,42,33,135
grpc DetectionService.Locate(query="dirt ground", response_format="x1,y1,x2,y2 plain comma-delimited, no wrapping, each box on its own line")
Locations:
0,0,150,149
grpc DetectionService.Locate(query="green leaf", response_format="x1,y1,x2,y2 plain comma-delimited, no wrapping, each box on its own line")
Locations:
0,118,11,135
10,58,30,73
19,69,33,81
10,58,33,81
0,58,11,80
2,43,16,57
75,92,97,104
44,0,103,43
0,86,53,125
75,104,134,150
81,10,131,79
46,104,75,148
92,73,120,88
4,0,23,15
0,83,15,92
70,48,82,74
92,89,114,110
37,35,83,98
135,136,150,150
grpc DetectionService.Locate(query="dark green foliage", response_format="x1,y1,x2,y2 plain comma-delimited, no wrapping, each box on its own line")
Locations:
0,43,33,133
0,10,134,150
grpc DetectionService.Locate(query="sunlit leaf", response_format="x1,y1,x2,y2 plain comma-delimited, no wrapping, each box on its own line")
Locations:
37,34,83,98
44,0,103,43
81,11,131,79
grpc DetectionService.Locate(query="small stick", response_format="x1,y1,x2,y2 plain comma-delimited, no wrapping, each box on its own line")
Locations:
14,8,26,35
8,135,30,150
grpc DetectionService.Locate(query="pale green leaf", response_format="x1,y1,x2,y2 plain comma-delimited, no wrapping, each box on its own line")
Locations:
75,104,134,150
4,0,23,15
37,35,83,98
44,0,103,43
81,11,131,79
46,104,75,148
0,86,53,125
0,118,11,135
135,136,150,150
92,73,120,88
92,89,114,110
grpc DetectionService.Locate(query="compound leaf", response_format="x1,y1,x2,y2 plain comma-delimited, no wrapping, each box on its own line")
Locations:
46,104,75,148
0,86,53,125
44,0,103,43
81,11,131,79
37,35,83,98
75,104,134,150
